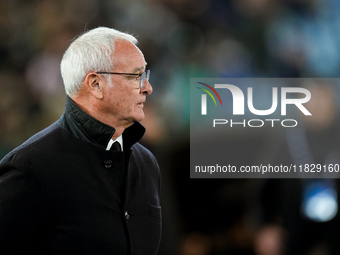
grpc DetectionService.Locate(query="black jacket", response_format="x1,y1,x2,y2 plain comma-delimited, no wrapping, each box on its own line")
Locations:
0,97,161,254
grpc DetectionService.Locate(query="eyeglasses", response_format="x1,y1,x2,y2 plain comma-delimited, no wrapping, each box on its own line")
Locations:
96,70,150,89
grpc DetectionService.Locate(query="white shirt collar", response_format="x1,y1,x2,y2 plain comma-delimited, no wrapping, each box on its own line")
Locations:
106,135,123,151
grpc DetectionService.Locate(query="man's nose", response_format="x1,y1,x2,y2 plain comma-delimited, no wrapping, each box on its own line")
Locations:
141,79,153,95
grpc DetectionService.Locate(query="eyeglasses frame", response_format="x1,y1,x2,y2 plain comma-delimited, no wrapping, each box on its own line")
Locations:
96,70,150,89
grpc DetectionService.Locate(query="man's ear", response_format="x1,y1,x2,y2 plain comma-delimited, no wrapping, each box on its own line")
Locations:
84,72,104,99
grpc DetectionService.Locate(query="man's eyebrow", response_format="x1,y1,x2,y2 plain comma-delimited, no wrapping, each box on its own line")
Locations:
133,63,148,73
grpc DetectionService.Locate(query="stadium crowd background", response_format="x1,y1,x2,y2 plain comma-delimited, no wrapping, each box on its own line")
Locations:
2,0,340,254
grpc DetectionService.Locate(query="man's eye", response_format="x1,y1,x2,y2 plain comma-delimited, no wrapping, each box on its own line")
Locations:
126,75,138,80
127,74,141,80
134,74,143,80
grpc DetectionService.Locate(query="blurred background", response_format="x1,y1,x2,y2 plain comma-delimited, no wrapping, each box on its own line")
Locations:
2,0,340,254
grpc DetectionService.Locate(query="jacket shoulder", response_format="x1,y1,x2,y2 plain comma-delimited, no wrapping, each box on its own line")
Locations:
132,143,159,166
1,122,63,162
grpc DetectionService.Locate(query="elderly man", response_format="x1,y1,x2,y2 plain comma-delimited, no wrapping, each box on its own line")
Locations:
0,27,161,254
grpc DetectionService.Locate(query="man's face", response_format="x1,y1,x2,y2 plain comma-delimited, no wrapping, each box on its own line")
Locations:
100,40,152,127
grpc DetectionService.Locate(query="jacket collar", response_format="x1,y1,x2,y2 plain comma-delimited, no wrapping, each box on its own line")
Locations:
57,96,145,149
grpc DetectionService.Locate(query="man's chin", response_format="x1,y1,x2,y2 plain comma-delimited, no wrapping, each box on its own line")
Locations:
134,112,145,123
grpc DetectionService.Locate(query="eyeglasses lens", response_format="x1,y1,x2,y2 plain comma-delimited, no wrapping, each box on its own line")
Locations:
139,70,150,89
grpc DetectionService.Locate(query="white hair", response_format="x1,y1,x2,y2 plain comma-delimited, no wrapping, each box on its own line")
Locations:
60,27,138,97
